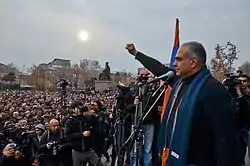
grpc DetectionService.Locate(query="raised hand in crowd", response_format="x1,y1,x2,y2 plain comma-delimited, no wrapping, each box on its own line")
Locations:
125,43,138,56
2,144,16,158
83,131,90,137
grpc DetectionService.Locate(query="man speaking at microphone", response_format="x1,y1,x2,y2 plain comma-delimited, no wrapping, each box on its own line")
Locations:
126,42,237,166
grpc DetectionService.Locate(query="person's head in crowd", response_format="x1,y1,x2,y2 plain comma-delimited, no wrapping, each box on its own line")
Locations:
35,123,45,136
13,112,19,119
137,67,154,82
95,100,103,111
29,110,34,116
174,41,207,79
239,74,250,86
49,119,60,133
25,111,31,118
3,143,17,158
19,112,24,119
69,101,84,116
239,74,250,93
1,112,8,120
137,67,149,77
88,101,99,112
9,107,15,114
19,119,28,129
44,121,49,130
4,121,13,128
43,110,50,118
22,103,27,107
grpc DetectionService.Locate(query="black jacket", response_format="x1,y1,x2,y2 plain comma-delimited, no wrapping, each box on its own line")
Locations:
0,156,19,166
65,115,96,152
38,130,68,162
237,94,250,129
135,52,238,166
141,83,163,124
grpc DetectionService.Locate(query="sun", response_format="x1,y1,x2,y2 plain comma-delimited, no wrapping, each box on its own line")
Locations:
78,31,89,42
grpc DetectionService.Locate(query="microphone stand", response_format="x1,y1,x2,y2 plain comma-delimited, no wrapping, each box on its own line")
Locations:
118,79,169,166
130,81,144,166
111,90,127,166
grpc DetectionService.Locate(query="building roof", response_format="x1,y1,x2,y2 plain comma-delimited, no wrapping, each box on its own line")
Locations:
38,63,49,70
51,58,71,68
0,63,9,73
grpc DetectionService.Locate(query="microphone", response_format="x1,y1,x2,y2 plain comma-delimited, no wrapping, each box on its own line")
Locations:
147,71,175,84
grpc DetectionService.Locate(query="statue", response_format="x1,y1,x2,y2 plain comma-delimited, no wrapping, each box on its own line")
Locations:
99,62,111,80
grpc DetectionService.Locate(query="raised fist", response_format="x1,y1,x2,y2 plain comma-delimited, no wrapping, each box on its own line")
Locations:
83,131,91,137
125,43,137,56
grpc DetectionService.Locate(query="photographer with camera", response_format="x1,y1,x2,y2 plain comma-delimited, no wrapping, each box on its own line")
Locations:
65,101,103,166
0,121,40,166
87,100,110,162
0,143,20,166
234,74,250,164
39,119,68,166
130,68,163,166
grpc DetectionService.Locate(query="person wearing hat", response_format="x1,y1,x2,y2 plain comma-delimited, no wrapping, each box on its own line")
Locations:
35,124,45,143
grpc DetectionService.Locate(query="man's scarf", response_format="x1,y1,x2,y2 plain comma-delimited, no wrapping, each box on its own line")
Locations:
157,67,211,166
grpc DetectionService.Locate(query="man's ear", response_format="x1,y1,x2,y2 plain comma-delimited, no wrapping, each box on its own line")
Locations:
190,58,199,69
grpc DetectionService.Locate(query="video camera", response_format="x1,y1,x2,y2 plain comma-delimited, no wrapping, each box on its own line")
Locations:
137,74,149,83
59,78,69,89
117,82,131,95
49,141,59,156
115,82,135,111
223,70,243,87
223,70,243,97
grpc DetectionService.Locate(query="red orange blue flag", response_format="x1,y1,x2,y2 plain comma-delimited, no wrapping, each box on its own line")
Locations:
161,18,180,122
169,18,180,68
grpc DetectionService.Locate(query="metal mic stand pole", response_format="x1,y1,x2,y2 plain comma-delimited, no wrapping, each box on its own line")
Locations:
130,81,144,166
119,80,168,165
111,90,127,166
142,81,168,122
116,108,126,166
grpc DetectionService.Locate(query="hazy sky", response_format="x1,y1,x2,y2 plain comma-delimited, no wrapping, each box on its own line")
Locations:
0,0,249,72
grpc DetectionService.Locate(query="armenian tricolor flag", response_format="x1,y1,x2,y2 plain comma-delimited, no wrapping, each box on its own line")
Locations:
160,18,180,122
170,18,180,68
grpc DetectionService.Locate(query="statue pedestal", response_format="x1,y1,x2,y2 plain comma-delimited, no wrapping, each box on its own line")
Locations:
94,80,113,92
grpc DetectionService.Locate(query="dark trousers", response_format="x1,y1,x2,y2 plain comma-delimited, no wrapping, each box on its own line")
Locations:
72,149,103,166
41,156,64,166
236,130,247,165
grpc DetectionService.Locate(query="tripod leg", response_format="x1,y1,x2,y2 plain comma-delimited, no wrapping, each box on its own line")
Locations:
138,139,144,166
117,122,125,166
111,145,116,166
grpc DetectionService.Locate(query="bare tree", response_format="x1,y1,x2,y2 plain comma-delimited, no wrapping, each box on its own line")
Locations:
80,59,102,79
7,62,19,73
71,64,82,89
27,65,38,74
239,61,250,76
210,41,239,81
114,72,122,83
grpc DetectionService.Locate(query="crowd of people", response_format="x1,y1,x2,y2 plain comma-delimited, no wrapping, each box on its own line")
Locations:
0,88,116,166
